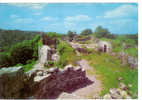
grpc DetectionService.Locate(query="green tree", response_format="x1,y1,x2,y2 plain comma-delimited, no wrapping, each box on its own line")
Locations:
94,26,115,39
81,28,93,35
67,30,76,41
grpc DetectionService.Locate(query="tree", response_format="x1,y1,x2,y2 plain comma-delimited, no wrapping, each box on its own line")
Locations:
67,30,76,41
81,29,93,35
94,26,115,39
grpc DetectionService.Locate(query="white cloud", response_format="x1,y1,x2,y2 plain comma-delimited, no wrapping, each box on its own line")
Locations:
104,4,137,18
64,15,92,30
14,18,33,24
40,16,58,21
65,15,92,22
9,3,46,10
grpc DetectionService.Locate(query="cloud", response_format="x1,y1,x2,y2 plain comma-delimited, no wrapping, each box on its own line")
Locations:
40,16,58,21
9,3,46,10
13,18,33,24
64,15,92,30
104,4,138,18
65,15,92,22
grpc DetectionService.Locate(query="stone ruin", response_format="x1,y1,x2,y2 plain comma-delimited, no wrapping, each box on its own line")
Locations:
39,33,60,66
0,66,35,99
75,36,91,42
42,33,58,49
97,41,112,53
119,52,138,68
34,65,93,99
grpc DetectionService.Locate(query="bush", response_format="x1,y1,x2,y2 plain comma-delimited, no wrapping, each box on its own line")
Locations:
81,28,93,35
57,41,77,68
0,52,11,68
0,35,41,68
9,42,34,65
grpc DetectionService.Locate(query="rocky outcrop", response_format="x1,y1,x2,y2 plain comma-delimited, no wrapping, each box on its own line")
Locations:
0,66,35,99
34,65,93,99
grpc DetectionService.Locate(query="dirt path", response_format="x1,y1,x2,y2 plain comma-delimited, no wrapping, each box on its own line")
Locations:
59,59,103,99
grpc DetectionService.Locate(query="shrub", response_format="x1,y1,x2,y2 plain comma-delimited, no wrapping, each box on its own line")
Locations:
0,35,41,68
0,52,11,68
23,60,36,72
57,41,77,68
10,42,34,65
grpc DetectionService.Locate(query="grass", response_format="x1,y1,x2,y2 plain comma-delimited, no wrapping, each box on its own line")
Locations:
57,41,79,68
81,52,138,98
124,47,138,58
23,60,37,72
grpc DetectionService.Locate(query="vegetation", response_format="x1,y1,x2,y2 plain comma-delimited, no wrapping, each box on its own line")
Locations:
0,28,138,98
81,52,138,98
81,28,93,35
0,29,40,51
57,41,78,68
0,34,41,68
67,30,76,41
94,26,115,39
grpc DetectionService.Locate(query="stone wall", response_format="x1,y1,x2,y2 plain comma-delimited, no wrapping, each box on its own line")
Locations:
0,66,35,99
34,65,93,99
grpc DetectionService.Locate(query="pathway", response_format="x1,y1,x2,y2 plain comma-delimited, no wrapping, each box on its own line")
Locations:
59,59,102,99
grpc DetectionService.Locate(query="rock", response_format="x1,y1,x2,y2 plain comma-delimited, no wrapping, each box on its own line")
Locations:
103,93,112,99
126,95,132,99
65,64,74,71
120,90,127,98
120,82,126,90
110,88,117,94
127,56,138,68
118,77,123,81
128,84,132,88
34,65,92,99
34,74,50,82
51,53,60,62
48,67,58,73
0,66,35,99
36,71,43,76
110,88,122,99
39,45,51,65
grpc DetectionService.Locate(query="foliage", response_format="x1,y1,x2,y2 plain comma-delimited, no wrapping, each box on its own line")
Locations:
0,35,41,68
9,42,35,65
0,29,40,51
46,32,63,38
94,26,115,39
23,60,37,72
81,28,93,35
112,35,138,57
0,52,11,68
67,30,76,41
57,41,77,68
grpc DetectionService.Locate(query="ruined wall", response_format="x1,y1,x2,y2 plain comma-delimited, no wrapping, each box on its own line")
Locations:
0,67,35,99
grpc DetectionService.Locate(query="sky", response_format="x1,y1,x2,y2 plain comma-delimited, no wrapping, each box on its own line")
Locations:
0,3,138,34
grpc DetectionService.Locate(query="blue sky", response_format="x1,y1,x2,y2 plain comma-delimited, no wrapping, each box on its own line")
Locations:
0,3,138,34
